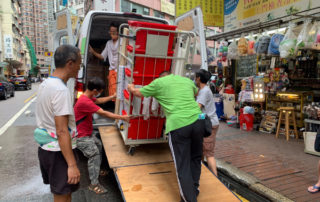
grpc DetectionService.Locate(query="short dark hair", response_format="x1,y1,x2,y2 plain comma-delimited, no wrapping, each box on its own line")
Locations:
196,69,211,83
87,77,105,91
109,22,119,31
54,45,80,68
159,71,170,77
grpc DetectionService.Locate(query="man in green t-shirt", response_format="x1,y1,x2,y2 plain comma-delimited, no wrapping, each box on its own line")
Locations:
128,71,205,202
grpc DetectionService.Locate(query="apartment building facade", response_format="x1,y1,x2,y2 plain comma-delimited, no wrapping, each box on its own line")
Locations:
0,0,30,77
21,0,49,76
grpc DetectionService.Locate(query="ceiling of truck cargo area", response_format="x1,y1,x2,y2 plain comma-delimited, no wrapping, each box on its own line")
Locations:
90,14,168,41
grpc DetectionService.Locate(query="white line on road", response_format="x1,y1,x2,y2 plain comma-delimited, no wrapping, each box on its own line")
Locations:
0,97,37,136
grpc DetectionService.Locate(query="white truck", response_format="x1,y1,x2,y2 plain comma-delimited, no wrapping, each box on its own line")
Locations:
52,7,208,122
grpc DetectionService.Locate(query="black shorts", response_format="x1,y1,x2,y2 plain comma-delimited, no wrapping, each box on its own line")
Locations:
38,147,80,195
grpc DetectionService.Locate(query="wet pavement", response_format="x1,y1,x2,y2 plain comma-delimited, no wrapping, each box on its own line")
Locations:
0,92,123,202
216,123,320,202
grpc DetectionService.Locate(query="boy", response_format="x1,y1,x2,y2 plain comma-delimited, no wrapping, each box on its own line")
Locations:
74,77,129,194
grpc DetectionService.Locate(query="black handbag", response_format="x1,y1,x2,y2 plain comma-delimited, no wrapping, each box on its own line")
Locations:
314,129,320,152
203,115,212,138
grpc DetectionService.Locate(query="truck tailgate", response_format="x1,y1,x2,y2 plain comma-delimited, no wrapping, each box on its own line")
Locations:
99,126,240,201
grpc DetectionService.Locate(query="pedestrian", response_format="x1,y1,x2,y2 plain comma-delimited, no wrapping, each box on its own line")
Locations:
195,69,219,176
74,77,130,194
35,45,81,202
128,71,205,202
308,160,320,193
89,22,120,98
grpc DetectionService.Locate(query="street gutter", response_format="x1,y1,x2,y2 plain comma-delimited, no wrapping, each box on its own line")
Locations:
217,159,294,202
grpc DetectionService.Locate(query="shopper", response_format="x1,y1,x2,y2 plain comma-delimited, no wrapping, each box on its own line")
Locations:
128,71,205,202
308,160,320,193
89,23,120,98
74,77,129,194
35,45,81,202
195,69,219,176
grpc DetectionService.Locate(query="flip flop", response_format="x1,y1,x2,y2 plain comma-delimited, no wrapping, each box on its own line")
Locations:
89,184,108,194
308,184,320,193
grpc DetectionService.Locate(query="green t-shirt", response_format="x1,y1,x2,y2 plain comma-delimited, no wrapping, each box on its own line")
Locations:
140,74,201,134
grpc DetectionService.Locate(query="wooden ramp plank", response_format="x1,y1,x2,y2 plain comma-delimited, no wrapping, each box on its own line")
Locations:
115,162,240,202
99,126,172,168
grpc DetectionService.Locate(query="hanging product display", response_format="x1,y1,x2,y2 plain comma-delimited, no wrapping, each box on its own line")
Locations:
256,35,271,54
228,40,238,59
248,33,255,55
238,36,248,56
268,34,284,56
296,19,312,51
218,40,228,61
279,22,297,58
306,21,319,48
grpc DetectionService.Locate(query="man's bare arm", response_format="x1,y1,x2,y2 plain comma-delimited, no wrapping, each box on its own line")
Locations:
96,109,130,122
89,45,104,61
55,115,80,184
95,94,116,104
127,84,143,97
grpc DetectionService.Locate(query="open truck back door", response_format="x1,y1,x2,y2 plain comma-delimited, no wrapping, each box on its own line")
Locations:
174,6,208,74
52,9,81,104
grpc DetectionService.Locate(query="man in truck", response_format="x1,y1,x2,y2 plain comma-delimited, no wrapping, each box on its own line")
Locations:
74,77,129,194
128,71,205,202
89,23,120,99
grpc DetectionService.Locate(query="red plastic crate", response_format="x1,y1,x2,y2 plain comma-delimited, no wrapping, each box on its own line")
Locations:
128,20,177,53
127,117,165,140
126,46,172,85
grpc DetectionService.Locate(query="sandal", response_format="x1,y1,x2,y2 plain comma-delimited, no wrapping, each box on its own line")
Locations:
100,170,108,176
89,184,108,194
308,184,320,193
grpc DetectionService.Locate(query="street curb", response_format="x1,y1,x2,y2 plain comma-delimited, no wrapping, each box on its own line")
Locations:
217,159,294,202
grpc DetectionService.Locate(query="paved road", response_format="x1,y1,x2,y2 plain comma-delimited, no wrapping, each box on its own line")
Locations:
0,83,122,202
0,83,38,128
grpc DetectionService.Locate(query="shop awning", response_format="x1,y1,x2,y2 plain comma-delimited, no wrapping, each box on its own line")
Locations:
206,6,320,41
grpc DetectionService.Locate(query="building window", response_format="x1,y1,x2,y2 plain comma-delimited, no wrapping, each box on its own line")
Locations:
154,10,164,19
121,0,131,12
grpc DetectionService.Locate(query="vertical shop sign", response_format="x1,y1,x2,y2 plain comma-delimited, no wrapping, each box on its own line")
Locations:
175,0,224,27
4,35,13,59
225,0,320,32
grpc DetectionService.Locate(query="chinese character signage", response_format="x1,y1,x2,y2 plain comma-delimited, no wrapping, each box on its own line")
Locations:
161,0,175,16
175,0,224,27
225,0,320,32
4,35,13,59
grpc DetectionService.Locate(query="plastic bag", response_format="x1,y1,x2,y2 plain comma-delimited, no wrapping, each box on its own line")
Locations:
238,36,248,56
256,35,271,54
218,40,228,61
268,34,284,55
307,21,319,48
279,22,297,58
296,19,312,50
228,41,238,59
247,33,255,55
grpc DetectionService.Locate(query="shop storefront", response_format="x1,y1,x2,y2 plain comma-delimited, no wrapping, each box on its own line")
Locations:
206,2,320,149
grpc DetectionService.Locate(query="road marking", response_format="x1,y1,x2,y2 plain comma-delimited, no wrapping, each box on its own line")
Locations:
0,146,2,150
24,92,37,103
0,97,37,136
